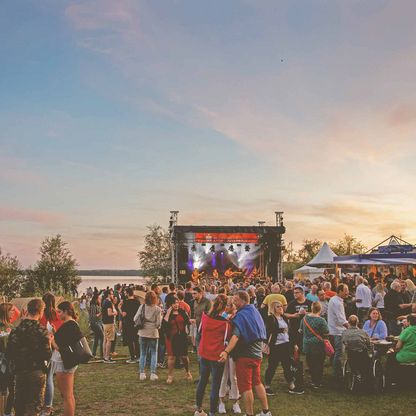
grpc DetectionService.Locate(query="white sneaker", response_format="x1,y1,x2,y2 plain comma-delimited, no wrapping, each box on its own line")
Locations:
194,411,207,416
256,412,272,416
150,373,159,381
139,373,147,381
233,402,242,414
218,402,226,414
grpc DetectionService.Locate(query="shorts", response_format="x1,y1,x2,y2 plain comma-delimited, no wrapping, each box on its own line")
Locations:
52,360,78,374
235,357,262,393
103,323,115,342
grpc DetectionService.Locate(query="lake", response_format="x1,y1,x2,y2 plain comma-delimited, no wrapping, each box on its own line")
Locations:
78,275,146,294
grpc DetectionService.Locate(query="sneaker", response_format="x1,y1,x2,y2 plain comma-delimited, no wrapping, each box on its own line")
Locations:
310,383,322,389
139,373,147,381
288,388,304,395
218,402,226,414
232,402,242,414
256,412,272,416
150,373,159,381
265,387,275,396
288,381,295,390
103,358,115,364
194,411,207,416
126,359,136,364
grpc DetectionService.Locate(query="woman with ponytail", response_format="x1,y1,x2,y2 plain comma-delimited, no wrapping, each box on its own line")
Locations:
51,301,83,416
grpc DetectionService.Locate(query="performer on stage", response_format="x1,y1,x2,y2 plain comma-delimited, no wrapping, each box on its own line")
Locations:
191,268,204,286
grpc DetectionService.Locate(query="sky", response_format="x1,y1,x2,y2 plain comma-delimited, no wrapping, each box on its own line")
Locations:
1,0,416,269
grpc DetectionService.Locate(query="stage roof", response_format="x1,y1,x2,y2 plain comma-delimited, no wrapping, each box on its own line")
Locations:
172,225,285,234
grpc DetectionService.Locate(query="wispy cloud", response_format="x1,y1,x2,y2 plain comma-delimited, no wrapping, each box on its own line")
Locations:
0,207,65,225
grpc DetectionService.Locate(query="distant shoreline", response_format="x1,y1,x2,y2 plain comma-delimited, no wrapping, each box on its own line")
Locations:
77,269,143,276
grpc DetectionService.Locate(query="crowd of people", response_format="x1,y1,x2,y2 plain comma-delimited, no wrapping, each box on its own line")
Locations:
0,267,415,416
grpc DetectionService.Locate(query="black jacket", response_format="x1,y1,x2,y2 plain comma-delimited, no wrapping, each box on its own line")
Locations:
265,314,289,346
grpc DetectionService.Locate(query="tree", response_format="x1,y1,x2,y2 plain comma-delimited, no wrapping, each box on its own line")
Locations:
27,235,80,295
0,248,26,299
297,239,323,264
138,225,171,281
330,234,367,256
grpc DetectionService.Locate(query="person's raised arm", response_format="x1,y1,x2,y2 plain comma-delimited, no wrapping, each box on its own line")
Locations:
219,335,239,362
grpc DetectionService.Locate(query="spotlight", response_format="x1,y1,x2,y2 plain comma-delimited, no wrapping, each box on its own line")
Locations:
191,244,196,252
228,245,234,252
210,245,215,253
245,245,250,252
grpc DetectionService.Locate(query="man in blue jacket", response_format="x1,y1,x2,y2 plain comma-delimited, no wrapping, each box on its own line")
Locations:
219,291,271,416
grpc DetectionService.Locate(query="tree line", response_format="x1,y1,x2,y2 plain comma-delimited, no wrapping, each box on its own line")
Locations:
0,235,80,300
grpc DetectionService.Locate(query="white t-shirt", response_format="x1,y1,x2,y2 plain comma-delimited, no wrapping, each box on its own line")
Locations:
275,317,289,345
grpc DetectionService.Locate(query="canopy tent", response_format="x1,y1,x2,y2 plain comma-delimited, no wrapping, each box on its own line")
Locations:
334,235,416,266
308,242,337,266
293,265,326,281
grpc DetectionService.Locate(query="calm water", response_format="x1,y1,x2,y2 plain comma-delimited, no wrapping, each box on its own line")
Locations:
78,275,146,294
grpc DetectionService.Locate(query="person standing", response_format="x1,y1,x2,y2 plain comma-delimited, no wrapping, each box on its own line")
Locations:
40,293,64,416
194,294,230,416
0,303,17,416
163,296,192,384
327,284,349,381
300,302,329,388
136,291,162,381
101,290,117,363
52,302,83,416
191,287,212,356
6,299,52,416
219,291,271,416
264,301,294,395
284,287,312,351
355,277,372,323
384,281,412,336
121,288,140,364
88,293,104,359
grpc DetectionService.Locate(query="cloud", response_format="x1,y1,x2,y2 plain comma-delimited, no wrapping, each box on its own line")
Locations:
0,207,65,225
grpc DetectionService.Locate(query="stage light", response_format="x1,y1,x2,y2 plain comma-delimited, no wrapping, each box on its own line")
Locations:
191,244,196,252
210,245,215,253
228,245,234,252
245,245,250,252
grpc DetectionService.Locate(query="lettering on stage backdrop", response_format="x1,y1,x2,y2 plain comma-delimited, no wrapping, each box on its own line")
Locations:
194,233,259,244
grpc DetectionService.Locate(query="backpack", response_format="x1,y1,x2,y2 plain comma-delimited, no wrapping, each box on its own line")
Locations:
134,304,146,330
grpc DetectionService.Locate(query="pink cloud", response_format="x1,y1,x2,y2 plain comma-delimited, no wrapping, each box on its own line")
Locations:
0,207,65,225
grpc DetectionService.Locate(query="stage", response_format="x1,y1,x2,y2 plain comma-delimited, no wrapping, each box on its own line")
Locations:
168,214,285,283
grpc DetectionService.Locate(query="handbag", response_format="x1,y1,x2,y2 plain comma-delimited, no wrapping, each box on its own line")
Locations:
134,304,146,330
61,322,93,369
303,316,334,357
70,336,94,364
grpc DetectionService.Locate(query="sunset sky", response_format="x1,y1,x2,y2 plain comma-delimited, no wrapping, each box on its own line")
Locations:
1,1,416,269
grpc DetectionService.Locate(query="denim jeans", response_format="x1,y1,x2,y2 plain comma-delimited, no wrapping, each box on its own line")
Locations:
332,335,344,380
139,337,158,374
196,358,225,414
44,360,58,407
90,321,104,357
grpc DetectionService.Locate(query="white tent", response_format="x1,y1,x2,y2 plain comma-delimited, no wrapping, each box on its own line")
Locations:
308,242,337,266
293,265,326,281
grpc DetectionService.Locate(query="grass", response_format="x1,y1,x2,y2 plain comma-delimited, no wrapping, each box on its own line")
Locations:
52,340,416,416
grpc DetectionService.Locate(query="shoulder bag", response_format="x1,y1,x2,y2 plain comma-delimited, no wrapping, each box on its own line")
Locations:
303,316,334,357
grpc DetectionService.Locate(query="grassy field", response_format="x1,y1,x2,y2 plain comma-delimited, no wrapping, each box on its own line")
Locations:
52,342,416,416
